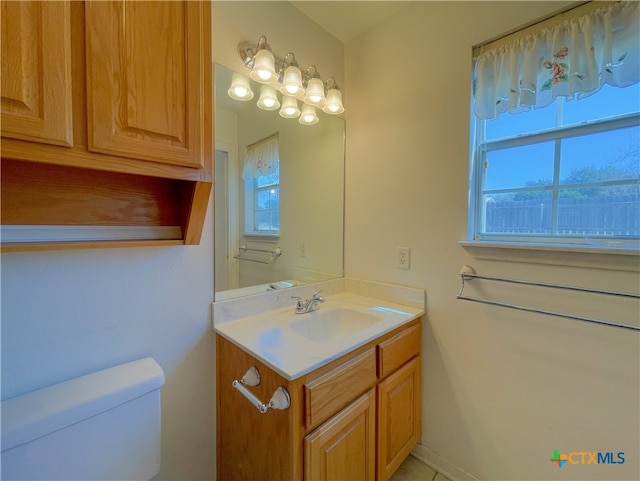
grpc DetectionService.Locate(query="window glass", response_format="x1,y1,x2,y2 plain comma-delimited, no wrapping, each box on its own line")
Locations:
252,167,280,233
563,84,640,126
485,106,556,140
472,85,639,245
483,191,553,235
560,126,640,184
485,142,555,190
557,186,639,237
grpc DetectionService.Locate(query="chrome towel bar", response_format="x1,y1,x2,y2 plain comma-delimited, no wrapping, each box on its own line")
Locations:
233,244,282,264
457,265,640,332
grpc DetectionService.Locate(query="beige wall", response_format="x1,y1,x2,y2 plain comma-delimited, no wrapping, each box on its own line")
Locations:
345,2,639,480
1,207,216,481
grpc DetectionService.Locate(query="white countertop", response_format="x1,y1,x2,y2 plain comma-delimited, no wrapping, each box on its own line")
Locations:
214,291,424,381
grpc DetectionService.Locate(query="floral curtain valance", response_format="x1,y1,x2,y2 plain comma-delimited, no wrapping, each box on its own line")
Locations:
473,1,640,120
243,134,279,180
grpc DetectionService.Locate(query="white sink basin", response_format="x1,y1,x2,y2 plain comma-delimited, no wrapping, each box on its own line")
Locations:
289,308,383,343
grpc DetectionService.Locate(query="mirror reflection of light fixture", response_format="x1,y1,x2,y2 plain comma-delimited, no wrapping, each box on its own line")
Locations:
235,35,344,122
227,73,254,101
322,78,345,114
279,95,300,119
257,85,280,111
299,104,319,125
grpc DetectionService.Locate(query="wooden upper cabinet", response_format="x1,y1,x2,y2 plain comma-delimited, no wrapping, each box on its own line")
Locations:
1,1,73,147
85,1,205,169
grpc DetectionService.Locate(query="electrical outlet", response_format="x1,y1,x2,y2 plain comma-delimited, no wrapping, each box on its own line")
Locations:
299,240,307,257
397,247,411,270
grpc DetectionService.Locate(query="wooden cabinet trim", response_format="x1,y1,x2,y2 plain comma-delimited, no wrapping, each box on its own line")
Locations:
0,138,212,181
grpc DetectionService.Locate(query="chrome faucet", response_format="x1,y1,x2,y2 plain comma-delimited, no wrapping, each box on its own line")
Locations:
292,291,325,314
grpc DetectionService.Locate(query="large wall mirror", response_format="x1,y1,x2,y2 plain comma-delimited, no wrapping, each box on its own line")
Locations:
214,64,345,301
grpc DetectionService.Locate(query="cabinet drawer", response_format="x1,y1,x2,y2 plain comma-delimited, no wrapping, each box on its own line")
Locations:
377,322,421,379
304,348,376,430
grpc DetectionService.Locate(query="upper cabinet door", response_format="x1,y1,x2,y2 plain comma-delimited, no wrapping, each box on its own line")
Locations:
85,1,205,169
1,1,73,147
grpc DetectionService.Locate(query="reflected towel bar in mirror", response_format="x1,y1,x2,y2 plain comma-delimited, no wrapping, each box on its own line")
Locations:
234,244,282,264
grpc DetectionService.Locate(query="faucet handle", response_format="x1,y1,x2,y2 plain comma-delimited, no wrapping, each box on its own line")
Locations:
291,296,305,312
312,290,325,302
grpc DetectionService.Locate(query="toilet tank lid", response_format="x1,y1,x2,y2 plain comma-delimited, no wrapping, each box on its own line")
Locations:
1,357,165,452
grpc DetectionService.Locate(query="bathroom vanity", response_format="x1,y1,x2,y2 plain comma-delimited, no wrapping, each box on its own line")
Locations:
214,281,425,481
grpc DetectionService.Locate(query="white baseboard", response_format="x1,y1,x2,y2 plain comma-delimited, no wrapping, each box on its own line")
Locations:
411,444,479,481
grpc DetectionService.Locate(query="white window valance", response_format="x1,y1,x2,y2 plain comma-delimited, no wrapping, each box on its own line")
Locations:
242,134,279,180
473,1,640,120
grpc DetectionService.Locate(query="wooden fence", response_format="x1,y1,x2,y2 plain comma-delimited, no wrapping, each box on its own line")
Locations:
485,194,639,236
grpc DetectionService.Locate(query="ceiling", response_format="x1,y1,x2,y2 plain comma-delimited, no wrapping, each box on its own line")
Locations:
290,1,409,44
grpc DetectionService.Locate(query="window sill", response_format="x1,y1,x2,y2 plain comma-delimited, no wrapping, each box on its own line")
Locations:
459,240,639,272
242,233,280,241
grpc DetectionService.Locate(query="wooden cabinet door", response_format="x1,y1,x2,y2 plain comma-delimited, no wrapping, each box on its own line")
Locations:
1,1,73,147
377,356,421,481
304,390,376,481
85,1,205,169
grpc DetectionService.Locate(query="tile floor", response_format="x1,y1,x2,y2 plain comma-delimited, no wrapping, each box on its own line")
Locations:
390,455,451,481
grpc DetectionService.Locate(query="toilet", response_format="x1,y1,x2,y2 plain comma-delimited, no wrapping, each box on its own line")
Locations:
1,358,165,481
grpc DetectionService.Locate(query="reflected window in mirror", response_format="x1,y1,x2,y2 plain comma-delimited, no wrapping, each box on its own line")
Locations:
243,134,280,235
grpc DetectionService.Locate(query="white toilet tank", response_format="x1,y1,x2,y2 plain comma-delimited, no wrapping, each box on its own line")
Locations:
1,358,165,481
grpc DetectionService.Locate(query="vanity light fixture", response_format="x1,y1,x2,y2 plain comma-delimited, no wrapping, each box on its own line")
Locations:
299,104,319,125
257,85,280,111
303,66,326,107
248,36,278,83
280,53,304,96
322,78,344,114
235,34,345,123
279,95,301,119
227,73,254,101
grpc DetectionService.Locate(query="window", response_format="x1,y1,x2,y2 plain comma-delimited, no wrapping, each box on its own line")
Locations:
243,135,280,235
470,1,640,249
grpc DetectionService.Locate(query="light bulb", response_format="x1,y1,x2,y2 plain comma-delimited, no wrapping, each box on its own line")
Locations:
279,96,300,118
281,65,304,96
304,77,326,106
234,86,248,97
250,49,277,83
227,73,254,101
322,88,344,114
299,104,319,125
257,85,280,111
